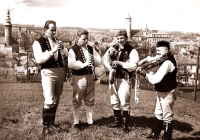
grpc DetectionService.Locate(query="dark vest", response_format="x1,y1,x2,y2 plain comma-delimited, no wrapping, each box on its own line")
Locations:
70,43,93,75
154,54,178,92
37,36,63,69
110,42,134,78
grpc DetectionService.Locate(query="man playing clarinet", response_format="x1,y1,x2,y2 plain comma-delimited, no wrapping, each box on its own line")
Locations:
68,29,101,129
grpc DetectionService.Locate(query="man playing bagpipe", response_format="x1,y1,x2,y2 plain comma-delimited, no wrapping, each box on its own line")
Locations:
137,40,178,140
102,30,139,132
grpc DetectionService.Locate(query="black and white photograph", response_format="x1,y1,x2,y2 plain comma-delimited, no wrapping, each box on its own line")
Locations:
0,0,200,139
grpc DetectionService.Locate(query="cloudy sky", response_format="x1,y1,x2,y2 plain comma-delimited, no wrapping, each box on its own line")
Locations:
0,0,200,32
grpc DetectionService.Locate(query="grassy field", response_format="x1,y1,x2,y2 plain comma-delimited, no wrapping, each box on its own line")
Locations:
0,82,200,140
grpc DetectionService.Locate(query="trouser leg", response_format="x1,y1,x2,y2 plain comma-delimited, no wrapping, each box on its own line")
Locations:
162,121,173,140
85,106,93,124
73,107,80,124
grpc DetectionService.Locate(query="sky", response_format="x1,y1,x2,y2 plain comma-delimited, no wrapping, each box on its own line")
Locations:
0,0,200,32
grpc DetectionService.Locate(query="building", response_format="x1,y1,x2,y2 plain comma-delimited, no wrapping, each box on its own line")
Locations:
0,9,19,57
125,14,170,45
0,9,40,79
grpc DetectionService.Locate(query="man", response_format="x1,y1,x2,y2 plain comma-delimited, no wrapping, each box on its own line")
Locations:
68,29,101,129
102,30,139,132
32,20,68,135
137,41,178,140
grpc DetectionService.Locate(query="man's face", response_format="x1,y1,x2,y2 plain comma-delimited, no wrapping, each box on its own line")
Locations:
45,23,56,38
156,47,168,57
78,34,88,46
116,35,127,46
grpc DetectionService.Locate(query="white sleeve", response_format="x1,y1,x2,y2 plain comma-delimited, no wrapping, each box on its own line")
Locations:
146,60,175,84
102,49,112,70
122,49,139,72
93,49,102,67
68,49,84,70
32,41,53,64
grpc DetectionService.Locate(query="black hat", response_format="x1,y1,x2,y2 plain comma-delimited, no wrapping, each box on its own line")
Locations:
115,30,128,37
156,41,170,50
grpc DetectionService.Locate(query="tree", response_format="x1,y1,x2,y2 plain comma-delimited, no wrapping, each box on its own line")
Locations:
20,33,31,51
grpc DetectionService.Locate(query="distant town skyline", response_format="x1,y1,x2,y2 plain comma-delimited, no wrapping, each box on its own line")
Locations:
0,0,200,32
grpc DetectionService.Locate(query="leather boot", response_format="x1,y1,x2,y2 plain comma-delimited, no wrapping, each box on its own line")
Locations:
50,105,57,125
122,110,130,132
144,118,163,140
42,108,52,135
49,105,62,133
110,109,122,128
162,121,173,140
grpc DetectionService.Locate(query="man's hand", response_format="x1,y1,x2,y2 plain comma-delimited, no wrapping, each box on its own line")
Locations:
82,57,92,68
57,40,64,50
136,67,146,77
112,61,123,67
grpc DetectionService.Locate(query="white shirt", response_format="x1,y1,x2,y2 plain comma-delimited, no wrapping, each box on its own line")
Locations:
146,60,175,84
68,45,101,70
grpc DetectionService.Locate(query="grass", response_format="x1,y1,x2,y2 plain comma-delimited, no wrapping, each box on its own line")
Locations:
0,82,200,140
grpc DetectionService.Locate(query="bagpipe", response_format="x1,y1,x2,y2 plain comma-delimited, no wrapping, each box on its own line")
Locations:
134,52,171,103
107,44,121,96
107,44,130,97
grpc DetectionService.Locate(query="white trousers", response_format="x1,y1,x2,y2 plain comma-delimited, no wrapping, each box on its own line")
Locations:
41,68,65,108
110,78,131,111
155,87,178,123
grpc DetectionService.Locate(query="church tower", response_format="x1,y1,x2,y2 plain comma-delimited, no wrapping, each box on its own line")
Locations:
4,8,12,47
125,13,132,41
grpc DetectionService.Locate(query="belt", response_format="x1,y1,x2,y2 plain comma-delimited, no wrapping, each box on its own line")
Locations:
41,65,63,69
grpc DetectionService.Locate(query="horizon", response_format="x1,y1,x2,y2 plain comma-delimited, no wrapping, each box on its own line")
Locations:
1,22,199,34
1,0,200,33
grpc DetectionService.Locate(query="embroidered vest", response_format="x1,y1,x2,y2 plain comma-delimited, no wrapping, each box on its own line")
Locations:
154,54,178,92
37,37,63,69
70,43,93,75
110,42,134,78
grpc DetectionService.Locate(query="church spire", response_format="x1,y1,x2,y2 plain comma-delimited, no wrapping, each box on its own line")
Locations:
5,8,12,26
4,8,12,47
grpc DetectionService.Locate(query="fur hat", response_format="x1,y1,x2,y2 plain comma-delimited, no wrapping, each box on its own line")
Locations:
156,40,170,50
115,30,128,37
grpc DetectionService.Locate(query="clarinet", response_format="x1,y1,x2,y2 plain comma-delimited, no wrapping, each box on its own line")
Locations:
86,44,98,81
53,36,68,81
53,36,67,65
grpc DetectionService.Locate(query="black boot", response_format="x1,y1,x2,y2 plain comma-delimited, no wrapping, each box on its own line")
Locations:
49,105,62,133
110,109,122,128
144,118,163,140
122,110,130,132
42,108,52,135
50,105,57,125
162,121,173,140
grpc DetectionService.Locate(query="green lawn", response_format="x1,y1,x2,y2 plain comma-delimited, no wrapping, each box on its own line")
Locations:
0,82,200,140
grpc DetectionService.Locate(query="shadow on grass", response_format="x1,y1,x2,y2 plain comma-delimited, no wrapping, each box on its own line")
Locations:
94,115,193,133
176,137,200,140
192,131,200,136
